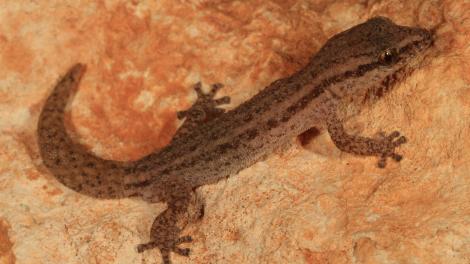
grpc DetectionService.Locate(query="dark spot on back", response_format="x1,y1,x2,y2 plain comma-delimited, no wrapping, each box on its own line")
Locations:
138,164,149,171
281,114,290,122
189,144,198,152
244,129,258,140
267,118,279,129
242,114,253,122
287,105,296,113
217,143,233,154
181,159,197,168
124,167,135,174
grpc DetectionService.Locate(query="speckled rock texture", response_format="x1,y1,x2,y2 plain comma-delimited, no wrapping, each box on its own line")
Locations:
0,1,469,263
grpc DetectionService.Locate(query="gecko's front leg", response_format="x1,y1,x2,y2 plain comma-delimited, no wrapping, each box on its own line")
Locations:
173,82,230,141
325,108,407,168
137,189,203,264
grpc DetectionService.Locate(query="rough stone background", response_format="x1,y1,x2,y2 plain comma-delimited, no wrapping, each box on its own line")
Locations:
0,1,469,263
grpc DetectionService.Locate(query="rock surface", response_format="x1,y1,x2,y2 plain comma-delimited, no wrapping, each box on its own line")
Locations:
0,1,469,263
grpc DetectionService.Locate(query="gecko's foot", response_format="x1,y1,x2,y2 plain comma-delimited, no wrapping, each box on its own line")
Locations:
375,131,407,168
137,235,193,264
177,82,230,123
172,82,230,141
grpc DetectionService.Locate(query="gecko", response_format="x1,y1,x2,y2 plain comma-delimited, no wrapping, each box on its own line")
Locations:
37,17,433,264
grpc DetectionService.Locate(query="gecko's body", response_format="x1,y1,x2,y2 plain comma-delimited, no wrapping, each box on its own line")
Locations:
38,17,433,263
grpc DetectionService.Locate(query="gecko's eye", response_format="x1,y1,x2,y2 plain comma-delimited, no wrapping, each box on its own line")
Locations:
379,48,398,65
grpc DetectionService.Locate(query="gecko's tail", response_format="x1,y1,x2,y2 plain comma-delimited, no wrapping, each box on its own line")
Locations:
37,64,139,199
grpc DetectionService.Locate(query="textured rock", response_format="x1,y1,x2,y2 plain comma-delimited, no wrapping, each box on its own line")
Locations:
0,0,469,263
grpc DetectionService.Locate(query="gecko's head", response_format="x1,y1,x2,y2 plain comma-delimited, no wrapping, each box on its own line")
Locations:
315,16,434,102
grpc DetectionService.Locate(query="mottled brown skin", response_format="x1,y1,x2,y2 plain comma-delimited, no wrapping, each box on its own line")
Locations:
38,17,433,263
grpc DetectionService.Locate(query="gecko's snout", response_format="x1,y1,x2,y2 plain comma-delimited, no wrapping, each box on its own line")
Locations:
419,27,435,48
407,27,434,54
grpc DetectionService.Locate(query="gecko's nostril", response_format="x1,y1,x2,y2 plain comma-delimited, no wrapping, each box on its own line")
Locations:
422,28,435,46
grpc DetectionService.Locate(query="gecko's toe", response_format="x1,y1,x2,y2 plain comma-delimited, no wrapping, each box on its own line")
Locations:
393,135,407,146
378,155,387,168
376,131,407,168
160,249,171,264
387,130,401,139
173,247,190,256
208,83,224,97
137,241,158,253
137,235,193,264
193,82,225,99
170,235,193,257
214,96,231,105
391,153,403,162
193,82,204,96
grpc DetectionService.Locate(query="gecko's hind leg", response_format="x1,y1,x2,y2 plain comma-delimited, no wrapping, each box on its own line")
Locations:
173,82,230,141
137,189,204,264
326,110,407,168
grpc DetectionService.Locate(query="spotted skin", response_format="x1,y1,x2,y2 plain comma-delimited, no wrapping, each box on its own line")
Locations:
37,17,433,263
326,108,407,168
